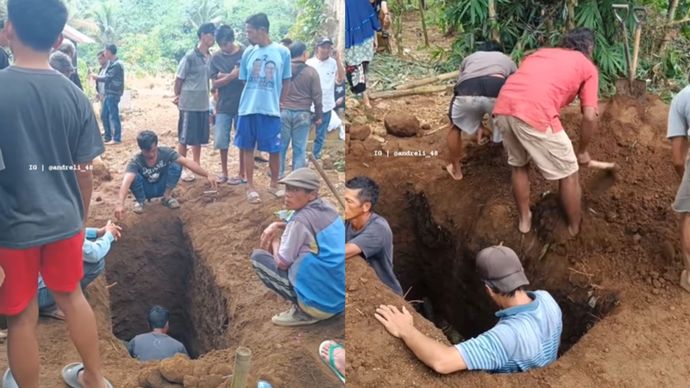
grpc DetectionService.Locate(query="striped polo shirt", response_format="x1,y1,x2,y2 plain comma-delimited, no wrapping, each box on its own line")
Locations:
455,290,562,373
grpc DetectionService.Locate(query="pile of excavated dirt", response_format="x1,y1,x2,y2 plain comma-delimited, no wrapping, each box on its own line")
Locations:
0,76,345,387
344,93,690,387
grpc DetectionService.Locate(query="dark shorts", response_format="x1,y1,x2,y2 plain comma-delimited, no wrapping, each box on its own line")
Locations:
235,114,282,153
178,110,210,146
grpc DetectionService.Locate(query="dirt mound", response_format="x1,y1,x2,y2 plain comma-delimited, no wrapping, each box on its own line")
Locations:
345,94,690,387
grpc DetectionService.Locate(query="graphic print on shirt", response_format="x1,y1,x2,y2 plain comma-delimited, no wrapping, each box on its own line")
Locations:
247,56,276,89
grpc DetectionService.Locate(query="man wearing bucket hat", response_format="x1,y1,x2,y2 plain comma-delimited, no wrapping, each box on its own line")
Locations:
250,167,345,326
375,245,563,374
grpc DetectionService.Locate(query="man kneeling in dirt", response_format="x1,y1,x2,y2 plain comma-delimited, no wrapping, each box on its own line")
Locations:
667,76,690,293
250,168,345,326
344,176,403,295
375,245,563,374
38,221,122,320
115,130,217,219
128,305,188,361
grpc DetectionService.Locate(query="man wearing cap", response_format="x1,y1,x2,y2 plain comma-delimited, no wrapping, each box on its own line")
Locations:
306,37,345,160
250,167,345,326
375,245,563,374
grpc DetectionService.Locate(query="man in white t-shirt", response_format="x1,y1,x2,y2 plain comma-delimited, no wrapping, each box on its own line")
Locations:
306,37,345,160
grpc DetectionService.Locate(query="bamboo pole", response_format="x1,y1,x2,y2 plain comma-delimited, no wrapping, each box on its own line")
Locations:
395,70,459,90
231,347,251,388
488,0,500,42
419,0,429,47
370,84,451,99
309,155,345,210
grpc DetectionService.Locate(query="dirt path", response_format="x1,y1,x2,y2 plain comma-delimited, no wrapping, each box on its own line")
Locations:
0,75,345,387
344,10,690,387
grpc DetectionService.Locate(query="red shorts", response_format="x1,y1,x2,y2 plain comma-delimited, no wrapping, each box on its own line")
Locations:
0,231,84,316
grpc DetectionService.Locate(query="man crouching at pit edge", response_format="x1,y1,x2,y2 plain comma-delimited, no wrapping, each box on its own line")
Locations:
250,167,345,326
375,245,563,374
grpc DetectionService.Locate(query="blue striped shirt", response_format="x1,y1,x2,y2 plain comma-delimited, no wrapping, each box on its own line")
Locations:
455,290,562,373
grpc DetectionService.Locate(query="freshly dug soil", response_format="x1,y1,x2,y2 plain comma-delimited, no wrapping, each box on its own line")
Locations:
345,93,690,387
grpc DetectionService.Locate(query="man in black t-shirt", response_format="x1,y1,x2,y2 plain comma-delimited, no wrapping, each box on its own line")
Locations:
114,131,217,219
210,25,245,185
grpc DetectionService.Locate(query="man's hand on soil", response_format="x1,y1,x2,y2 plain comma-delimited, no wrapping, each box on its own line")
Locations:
114,205,125,221
375,305,414,339
207,175,218,189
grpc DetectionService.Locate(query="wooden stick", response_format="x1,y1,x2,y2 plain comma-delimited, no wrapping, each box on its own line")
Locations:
370,84,451,100
588,160,617,170
309,155,346,210
395,71,459,90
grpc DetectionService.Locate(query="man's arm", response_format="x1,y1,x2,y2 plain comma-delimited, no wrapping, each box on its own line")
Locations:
118,172,137,206
311,72,324,123
334,52,345,84
176,156,210,177
82,233,114,264
280,79,290,106
345,243,363,259
173,77,183,103
671,137,688,177
212,68,240,89
375,305,467,374
577,106,598,164
275,221,313,270
76,163,94,224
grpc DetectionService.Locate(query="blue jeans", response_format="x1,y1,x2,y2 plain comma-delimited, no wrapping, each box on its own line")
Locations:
102,95,122,142
312,110,332,159
38,259,105,312
215,113,238,150
130,162,182,203
280,109,312,178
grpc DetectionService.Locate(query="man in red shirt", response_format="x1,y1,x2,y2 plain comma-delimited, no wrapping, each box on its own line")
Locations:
493,28,599,236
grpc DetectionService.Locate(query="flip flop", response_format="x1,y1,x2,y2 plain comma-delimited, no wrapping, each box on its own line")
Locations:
318,340,345,384
216,175,228,184
40,308,66,321
247,191,261,204
3,369,18,388
681,270,690,293
61,363,113,388
227,176,246,185
445,164,463,181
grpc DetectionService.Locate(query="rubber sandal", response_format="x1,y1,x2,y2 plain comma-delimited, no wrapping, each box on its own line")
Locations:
318,340,345,384
162,197,180,209
247,191,261,204
268,187,285,198
254,155,269,163
445,164,463,181
681,270,690,293
61,363,113,388
216,175,228,184
227,176,246,185
3,369,18,388
40,308,66,321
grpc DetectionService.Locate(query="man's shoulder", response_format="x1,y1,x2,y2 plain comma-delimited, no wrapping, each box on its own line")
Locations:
370,213,392,230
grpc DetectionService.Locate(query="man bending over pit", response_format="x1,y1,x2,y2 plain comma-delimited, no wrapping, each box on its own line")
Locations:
39,221,122,320
375,245,563,374
667,73,690,293
250,168,345,326
115,130,217,219
128,305,188,361
344,176,403,295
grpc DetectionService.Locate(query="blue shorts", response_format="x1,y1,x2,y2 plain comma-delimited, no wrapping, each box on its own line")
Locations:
215,113,238,150
235,114,282,153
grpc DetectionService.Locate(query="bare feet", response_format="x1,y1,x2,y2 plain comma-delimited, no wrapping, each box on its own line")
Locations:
567,223,581,237
681,270,690,293
445,164,463,181
518,211,532,234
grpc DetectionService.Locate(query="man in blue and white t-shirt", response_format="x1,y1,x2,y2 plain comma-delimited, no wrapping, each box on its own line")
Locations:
375,245,563,374
236,12,292,204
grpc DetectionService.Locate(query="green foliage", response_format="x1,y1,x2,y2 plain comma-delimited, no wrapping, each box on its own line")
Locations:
289,0,326,46
436,0,690,96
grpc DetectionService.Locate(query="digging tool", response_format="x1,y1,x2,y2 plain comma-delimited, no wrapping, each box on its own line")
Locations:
309,154,346,210
613,4,648,97
587,160,618,170
231,346,251,388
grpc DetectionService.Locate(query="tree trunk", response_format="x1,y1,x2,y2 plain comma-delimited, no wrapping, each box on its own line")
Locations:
419,0,430,47
395,70,460,90
488,0,500,42
565,0,577,31
659,0,680,53
395,0,404,56
370,84,451,99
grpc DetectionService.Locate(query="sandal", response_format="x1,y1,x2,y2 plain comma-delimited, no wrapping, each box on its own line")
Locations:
40,307,66,321
247,191,261,204
61,363,113,388
445,164,463,181
319,340,345,384
268,186,285,198
227,176,246,185
216,174,228,184
3,369,18,388
162,197,180,209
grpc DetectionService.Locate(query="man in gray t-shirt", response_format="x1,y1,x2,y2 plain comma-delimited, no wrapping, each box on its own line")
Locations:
344,176,403,295
173,22,216,183
128,305,188,362
667,82,690,292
